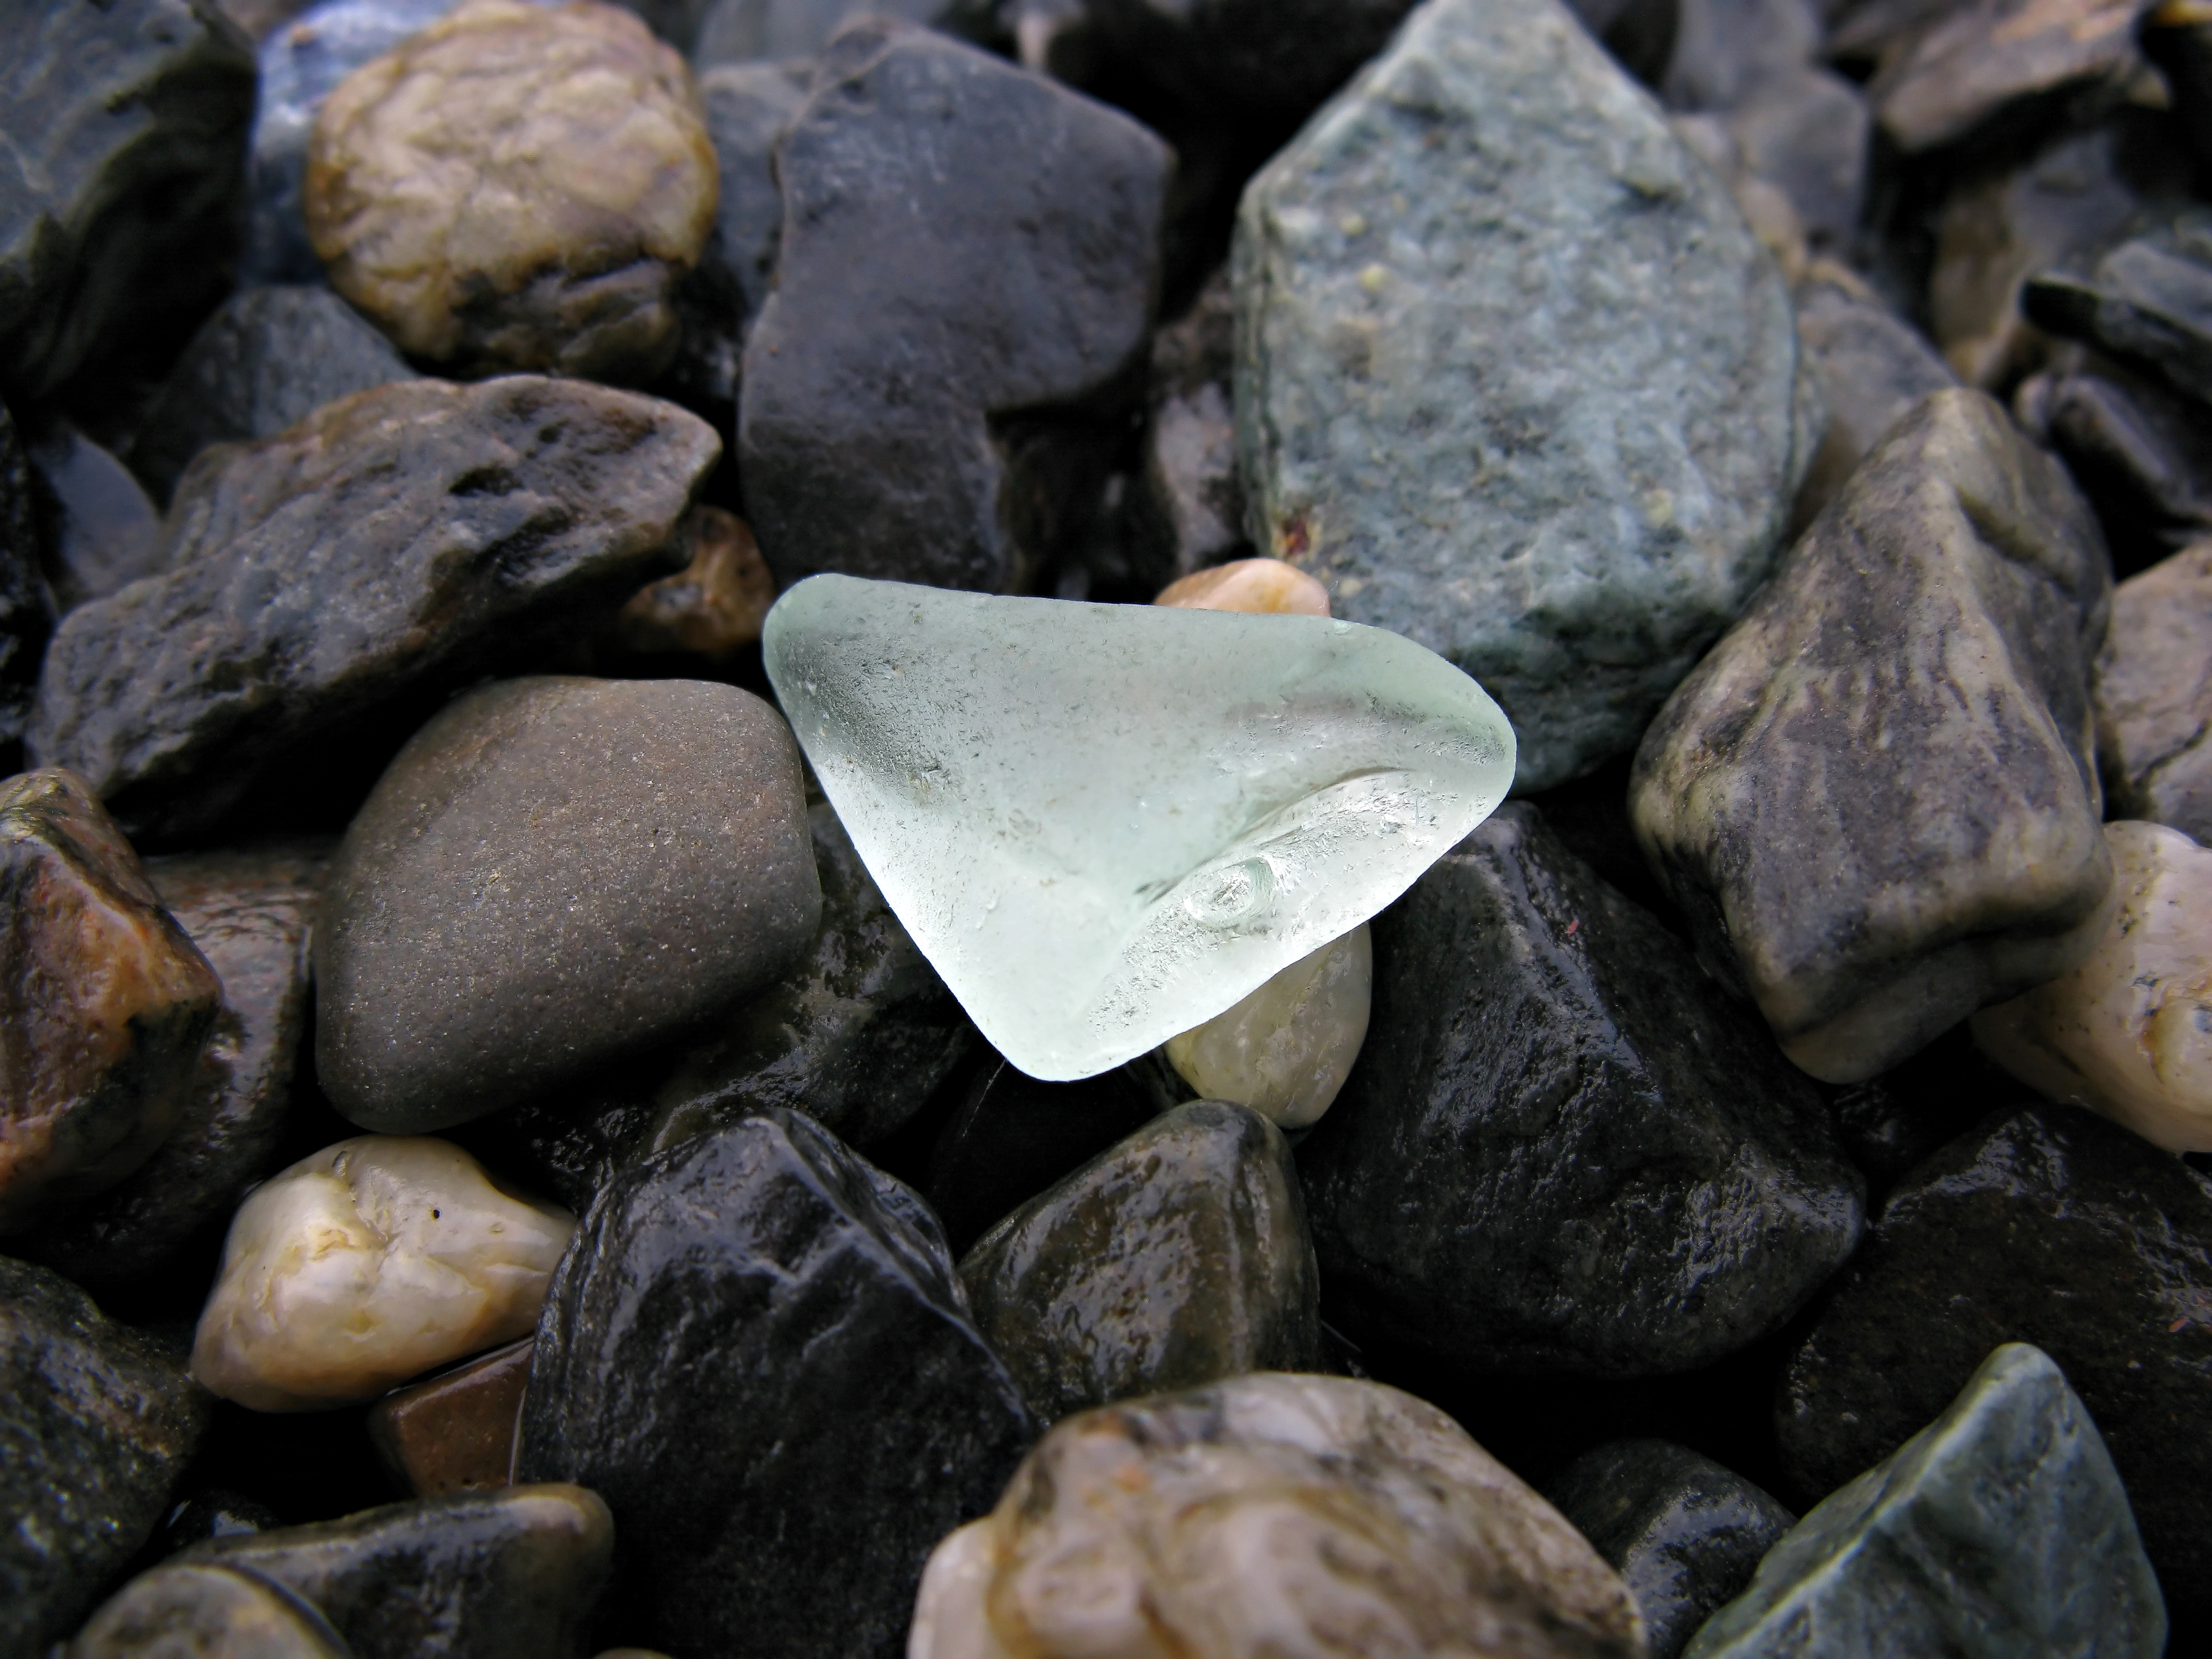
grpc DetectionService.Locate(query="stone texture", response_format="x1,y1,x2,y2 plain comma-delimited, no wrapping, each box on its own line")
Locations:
2026,206,2212,411
27,376,718,844
191,1136,574,1410
317,675,817,1131
614,506,776,664
36,842,327,1288
1235,0,1812,794
2096,541,2212,840
1543,1441,1794,1659
0,403,49,762
25,422,164,611
66,1562,352,1659
1631,389,2115,1084
305,0,718,382
1661,0,1820,112
738,22,1169,594
131,286,413,506
1132,270,1248,586
0,0,257,401
0,1256,212,1654
368,1336,533,1498
0,769,220,1233
1154,555,1329,617
1300,804,1863,1378
515,1110,1035,1659
691,0,943,63
908,1373,1646,1659
959,1100,1320,1423
2021,363,2212,573
1161,924,1369,1129
1694,1344,2165,1657
185,1485,613,1659
1777,1102,2212,1597
1867,0,2148,158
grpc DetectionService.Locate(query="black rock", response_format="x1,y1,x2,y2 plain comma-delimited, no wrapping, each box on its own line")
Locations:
1777,1102,2212,1603
0,1256,211,1653
158,1488,284,1555
1823,1021,2017,1202
0,401,50,766
2025,208,2212,411
1541,1439,1795,1659
24,420,163,614
1061,0,1420,117
738,20,1168,594
1298,802,1865,1378
67,1561,352,1658
515,1109,1036,1659
25,377,718,844
0,0,257,402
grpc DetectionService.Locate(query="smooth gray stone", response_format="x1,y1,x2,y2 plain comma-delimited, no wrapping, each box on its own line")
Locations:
1631,388,2113,1084
1724,69,1869,255
0,0,256,401
184,1486,613,1659
1790,266,1958,530
317,676,819,1132
2095,544,2212,842
1660,0,1819,111
24,422,163,611
1687,1344,2166,1657
959,1099,1321,1423
0,1258,211,1654
1235,0,1813,794
67,1562,353,1659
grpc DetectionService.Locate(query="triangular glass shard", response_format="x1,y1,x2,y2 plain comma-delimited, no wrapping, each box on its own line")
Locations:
762,575,1516,1081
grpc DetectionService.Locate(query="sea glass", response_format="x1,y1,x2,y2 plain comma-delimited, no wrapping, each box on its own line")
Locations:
762,575,1515,1080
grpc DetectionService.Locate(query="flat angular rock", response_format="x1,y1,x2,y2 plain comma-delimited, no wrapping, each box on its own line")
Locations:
0,1256,212,1654
1777,1102,2212,1597
909,1373,1646,1659
1693,1344,2164,1657
764,575,1515,1081
1235,0,1812,794
2027,207,2212,410
515,1110,1035,1659
1631,389,2114,1083
2096,542,2212,840
1791,264,1958,529
1300,802,1864,1376
2025,366,2212,572
1868,0,2146,158
26,376,718,844
959,1100,1320,1422
25,422,164,611
0,0,257,401
738,22,1170,594
368,1336,533,1498
0,770,221,1233
66,1562,352,1659
317,676,817,1130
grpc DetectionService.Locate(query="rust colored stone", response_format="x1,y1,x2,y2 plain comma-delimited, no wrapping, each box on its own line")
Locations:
617,507,776,662
367,1337,534,1498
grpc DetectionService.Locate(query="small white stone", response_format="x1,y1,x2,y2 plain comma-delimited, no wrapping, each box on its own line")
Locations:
1973,821,2212,1153
1164,925,1371,1130
191,1136,574,1411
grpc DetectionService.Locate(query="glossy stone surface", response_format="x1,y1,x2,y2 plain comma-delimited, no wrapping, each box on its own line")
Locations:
1631,389,2114,1083
1694,1345,2164,1657
1543,1441,1794,1659
191,1136,574,1411
1777,1102,2212,1595
0,0,256,401
28,377,717,843
1154,556,1328,617
25,422,164,611
959,1100,1319,1422
1300,803,1863,1376
515,1110,1035,1659
0,1256,212,1654
38,842,328,1287
66,1562,351,1659
1162,924,1368,1130
185,1485,612,1659
2095,540,2212,840
368,1336,531,1498
2025,207,2212,408
909,1373,1645,1659
737,22,1168,594
614,507,776,664
764,576,1514,1081
0,769,221,1233
0,405,49,763
317,675,817,1131
305,0,718,381
1235,0,1810,794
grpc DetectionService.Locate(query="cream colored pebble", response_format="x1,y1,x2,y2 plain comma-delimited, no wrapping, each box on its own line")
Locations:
1164,925,1370,1130
1153,557,1332,616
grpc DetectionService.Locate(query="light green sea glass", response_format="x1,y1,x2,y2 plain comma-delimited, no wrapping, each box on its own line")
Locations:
762,575,1516,1080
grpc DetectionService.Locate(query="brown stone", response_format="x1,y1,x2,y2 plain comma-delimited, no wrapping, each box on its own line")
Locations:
0,770,220,1233
1154,557,1329,616
1870,0,2147,157
368,1336,533,1498
2095,541,2212,843
617,507,775,662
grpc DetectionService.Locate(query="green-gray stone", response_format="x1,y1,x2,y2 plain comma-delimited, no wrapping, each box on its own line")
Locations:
1683,1344,2166,1658
1233,0,1813,794
1631,388,2113,1083
0,1257,211,1654
958,1099,1321,1422
67,1562,353,1659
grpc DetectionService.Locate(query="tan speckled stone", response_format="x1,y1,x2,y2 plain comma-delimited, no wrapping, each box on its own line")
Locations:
305,0,717,382
1154,557,1330,616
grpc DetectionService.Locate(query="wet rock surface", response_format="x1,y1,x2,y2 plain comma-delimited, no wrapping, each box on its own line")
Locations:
1161,924,1368,1129
614,507,778,665
368,1335,533,1498
2096,539,2212,840
67,1561,352,1659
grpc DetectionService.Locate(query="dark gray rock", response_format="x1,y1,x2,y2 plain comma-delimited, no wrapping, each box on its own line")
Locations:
1660,0,1819,112
0,0,256,402
959,1099,1319,1423
690,0,944,64
25,421,163,612
1631,389,2113,1084
1542,1441,1794,1659
0,1256,211,1653
130,287,414,507
738,20,1168,594
184,1485,613,1659
1790,264,1958,531
2020,364,2212,575
0,401,51,764
1721,70,1870,258
2095,542,2212,843
1777,1103,2212,1602
35,843,328,1287
25,376,718,844
515,1109,1035,1659
1698,1344,2166,1656
2026,207,2212,411
1298,802,1864,1378
1131,269,1246,588
66,1561,353,1659
1566,0,1679,83
317,676,818,1133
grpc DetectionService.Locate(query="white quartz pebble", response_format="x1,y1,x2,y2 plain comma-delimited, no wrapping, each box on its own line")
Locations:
1162,925,1371,1130
191,1136,574,1410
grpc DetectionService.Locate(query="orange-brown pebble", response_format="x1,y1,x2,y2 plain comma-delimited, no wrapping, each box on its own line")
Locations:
617,507,777,662
369,1334,534,1496
1154,557,1332,617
